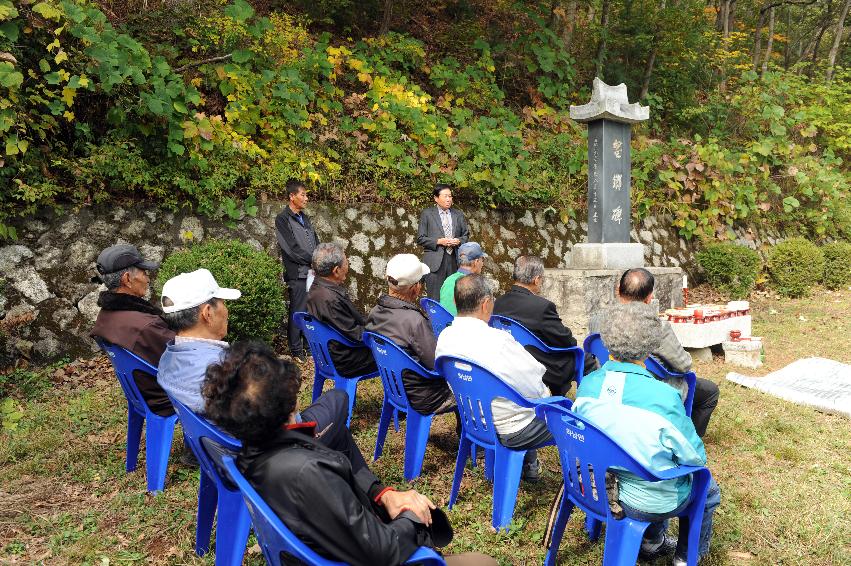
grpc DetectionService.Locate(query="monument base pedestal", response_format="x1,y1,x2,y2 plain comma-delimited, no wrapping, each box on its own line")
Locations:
570,242,645,270
541,266,685,338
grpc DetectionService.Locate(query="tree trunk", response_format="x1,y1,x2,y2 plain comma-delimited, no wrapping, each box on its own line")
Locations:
379,0,393,35
640,48,657,99
595,0,610,77
784,5,792,69
562,0,578,51
826,0,851,80
762,7,776,75
752,7,768,71
807,20,830,76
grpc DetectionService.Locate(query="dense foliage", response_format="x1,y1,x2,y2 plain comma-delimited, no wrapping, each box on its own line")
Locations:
156,239,285,343
767,237,826,297
821,241,851,290
1,0,850,242
696,243,762,299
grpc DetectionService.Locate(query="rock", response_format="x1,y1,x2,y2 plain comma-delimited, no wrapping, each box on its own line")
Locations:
10,266,53,303
0,245,34,271
138,244,164,265
500,226,516,241
57,216,81,240
520,210,535,227
396,207,406,217
180,216,204,242
373,235,386,250
125,219,147,238
639,229,653,243
78,288,102,323
33,327,61,358
687,347,713,364
345,208,358,222
369,256,387,278
350,233,370,254
67,240,97,268
34,247,62,271
348,255,364,275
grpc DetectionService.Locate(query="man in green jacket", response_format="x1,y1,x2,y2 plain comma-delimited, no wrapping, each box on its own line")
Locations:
439,242,485,315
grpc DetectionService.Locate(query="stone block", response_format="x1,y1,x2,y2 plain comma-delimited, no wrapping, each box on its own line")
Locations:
723,339,763,369
687,347,713,364
570,242,645,270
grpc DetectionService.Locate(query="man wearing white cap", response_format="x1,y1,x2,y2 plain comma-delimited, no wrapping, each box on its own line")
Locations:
366,254,455,415
156,269,242,413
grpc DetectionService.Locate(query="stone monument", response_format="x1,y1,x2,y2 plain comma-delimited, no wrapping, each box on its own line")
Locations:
541,78,684,336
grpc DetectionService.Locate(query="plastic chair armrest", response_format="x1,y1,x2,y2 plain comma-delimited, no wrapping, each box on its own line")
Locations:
404,546,445,565
652,464,708,481
527,396,573,409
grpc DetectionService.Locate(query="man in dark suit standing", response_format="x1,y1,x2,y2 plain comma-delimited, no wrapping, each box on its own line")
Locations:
493,255,597,396
416,184,470,300
275,179,319,360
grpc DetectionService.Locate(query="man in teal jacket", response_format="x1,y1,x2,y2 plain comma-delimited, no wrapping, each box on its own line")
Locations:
573,302,721,565
438,242,485,315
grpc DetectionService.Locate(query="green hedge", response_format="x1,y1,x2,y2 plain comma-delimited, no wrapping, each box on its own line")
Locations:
156,240,284,343
822,241,851,290
696,243,761,299
767,238,825,297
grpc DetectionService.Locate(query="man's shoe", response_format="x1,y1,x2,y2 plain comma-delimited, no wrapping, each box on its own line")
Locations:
521,458,542,483
179,446,199,468
638,533,677,561
292,351,308,362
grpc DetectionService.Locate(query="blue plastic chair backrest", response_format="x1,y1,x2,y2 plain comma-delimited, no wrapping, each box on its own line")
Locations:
535,404,663,520
293,312,359,380
582,333,611,365
644,357,697,416
167,395,241,484
419,298,454,337
436,355,542,449
490,315,585,381
363,331,437,412
96,337,157,417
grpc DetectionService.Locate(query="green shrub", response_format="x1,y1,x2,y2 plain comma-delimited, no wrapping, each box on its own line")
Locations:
766,238,825,297
696,243,762,299
156,240,285,343
822,241,851,290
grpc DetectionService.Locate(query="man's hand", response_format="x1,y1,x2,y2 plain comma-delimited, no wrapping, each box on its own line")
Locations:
437,237,461,248
380,489,435,525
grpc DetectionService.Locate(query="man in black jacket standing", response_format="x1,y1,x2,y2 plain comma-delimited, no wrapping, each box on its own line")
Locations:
416,184,470,300
493,255,597,396
307,242,377,377
275,179,319,360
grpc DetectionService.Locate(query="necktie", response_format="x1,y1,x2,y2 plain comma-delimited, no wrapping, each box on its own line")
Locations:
440,210,452,253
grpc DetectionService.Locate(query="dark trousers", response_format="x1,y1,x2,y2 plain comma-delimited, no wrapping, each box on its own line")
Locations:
498,417,553,466
286,278,308,355
691,378,720,437
299,389,369,474
424,251,457,300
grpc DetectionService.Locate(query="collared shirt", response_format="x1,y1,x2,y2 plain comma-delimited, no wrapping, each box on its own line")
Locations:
157,337,229,413
438,268,472,315
438,206,453,234
435,316,548,435
175,336,229,347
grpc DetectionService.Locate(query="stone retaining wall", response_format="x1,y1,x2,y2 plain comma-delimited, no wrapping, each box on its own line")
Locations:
0,201,786,364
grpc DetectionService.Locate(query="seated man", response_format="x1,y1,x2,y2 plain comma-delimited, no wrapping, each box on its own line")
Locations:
203,341,497,566
493,255,598,396
589,268,720,437
90,244,174,416
439,242,485,316
366,254,455,416
306,242,377,377
574,302,721,564
435,274,551,481
156,268,241,413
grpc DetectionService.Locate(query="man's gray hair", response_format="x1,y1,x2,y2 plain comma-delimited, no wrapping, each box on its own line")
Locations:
102,266,136,291
162,298,218,332
312,242,345,277
599,302,663,362
513,255,544,284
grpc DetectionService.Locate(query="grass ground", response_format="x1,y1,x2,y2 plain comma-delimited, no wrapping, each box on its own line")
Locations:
0,288,849,565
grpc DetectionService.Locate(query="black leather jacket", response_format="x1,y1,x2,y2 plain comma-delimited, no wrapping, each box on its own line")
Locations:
239,425,427,565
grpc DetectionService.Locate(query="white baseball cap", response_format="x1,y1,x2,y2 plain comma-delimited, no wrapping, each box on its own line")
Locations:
386,254,430,286
161,268,241,314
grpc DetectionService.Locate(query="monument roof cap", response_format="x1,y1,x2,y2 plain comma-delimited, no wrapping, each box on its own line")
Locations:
570,78,649,124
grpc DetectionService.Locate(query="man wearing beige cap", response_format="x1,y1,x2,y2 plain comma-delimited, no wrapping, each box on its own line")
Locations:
366,254,455,415
156,269,241,413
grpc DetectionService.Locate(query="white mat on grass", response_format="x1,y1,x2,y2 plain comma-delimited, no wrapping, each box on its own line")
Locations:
726,357,851,418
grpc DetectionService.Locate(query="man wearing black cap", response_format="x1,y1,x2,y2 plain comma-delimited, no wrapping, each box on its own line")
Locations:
90,244,175,416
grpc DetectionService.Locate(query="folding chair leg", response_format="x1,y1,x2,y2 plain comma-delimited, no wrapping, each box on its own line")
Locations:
601,518,647,566
340,379,358,428
449,437,471,509
126,407,144,473
491,449,525,531
195,470,218,556
373,399,394,461
403,413,434,482
144,415,176,493
311,372,325,403
484,448,495,482
213,489,252,566
544,496,575,566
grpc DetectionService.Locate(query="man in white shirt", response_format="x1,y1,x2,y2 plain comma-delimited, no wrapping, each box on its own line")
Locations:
435,273,551,481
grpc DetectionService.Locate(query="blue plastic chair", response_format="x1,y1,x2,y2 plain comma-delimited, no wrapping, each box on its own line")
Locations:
435,355,570,531
167,396,250,565
363,331,447,482
536,404,712,566
490,315,586,385
220,455,447,565
293,312,379,426
583,333,611,367
419,298,454,338
96,338,178,493
583,334,695,416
